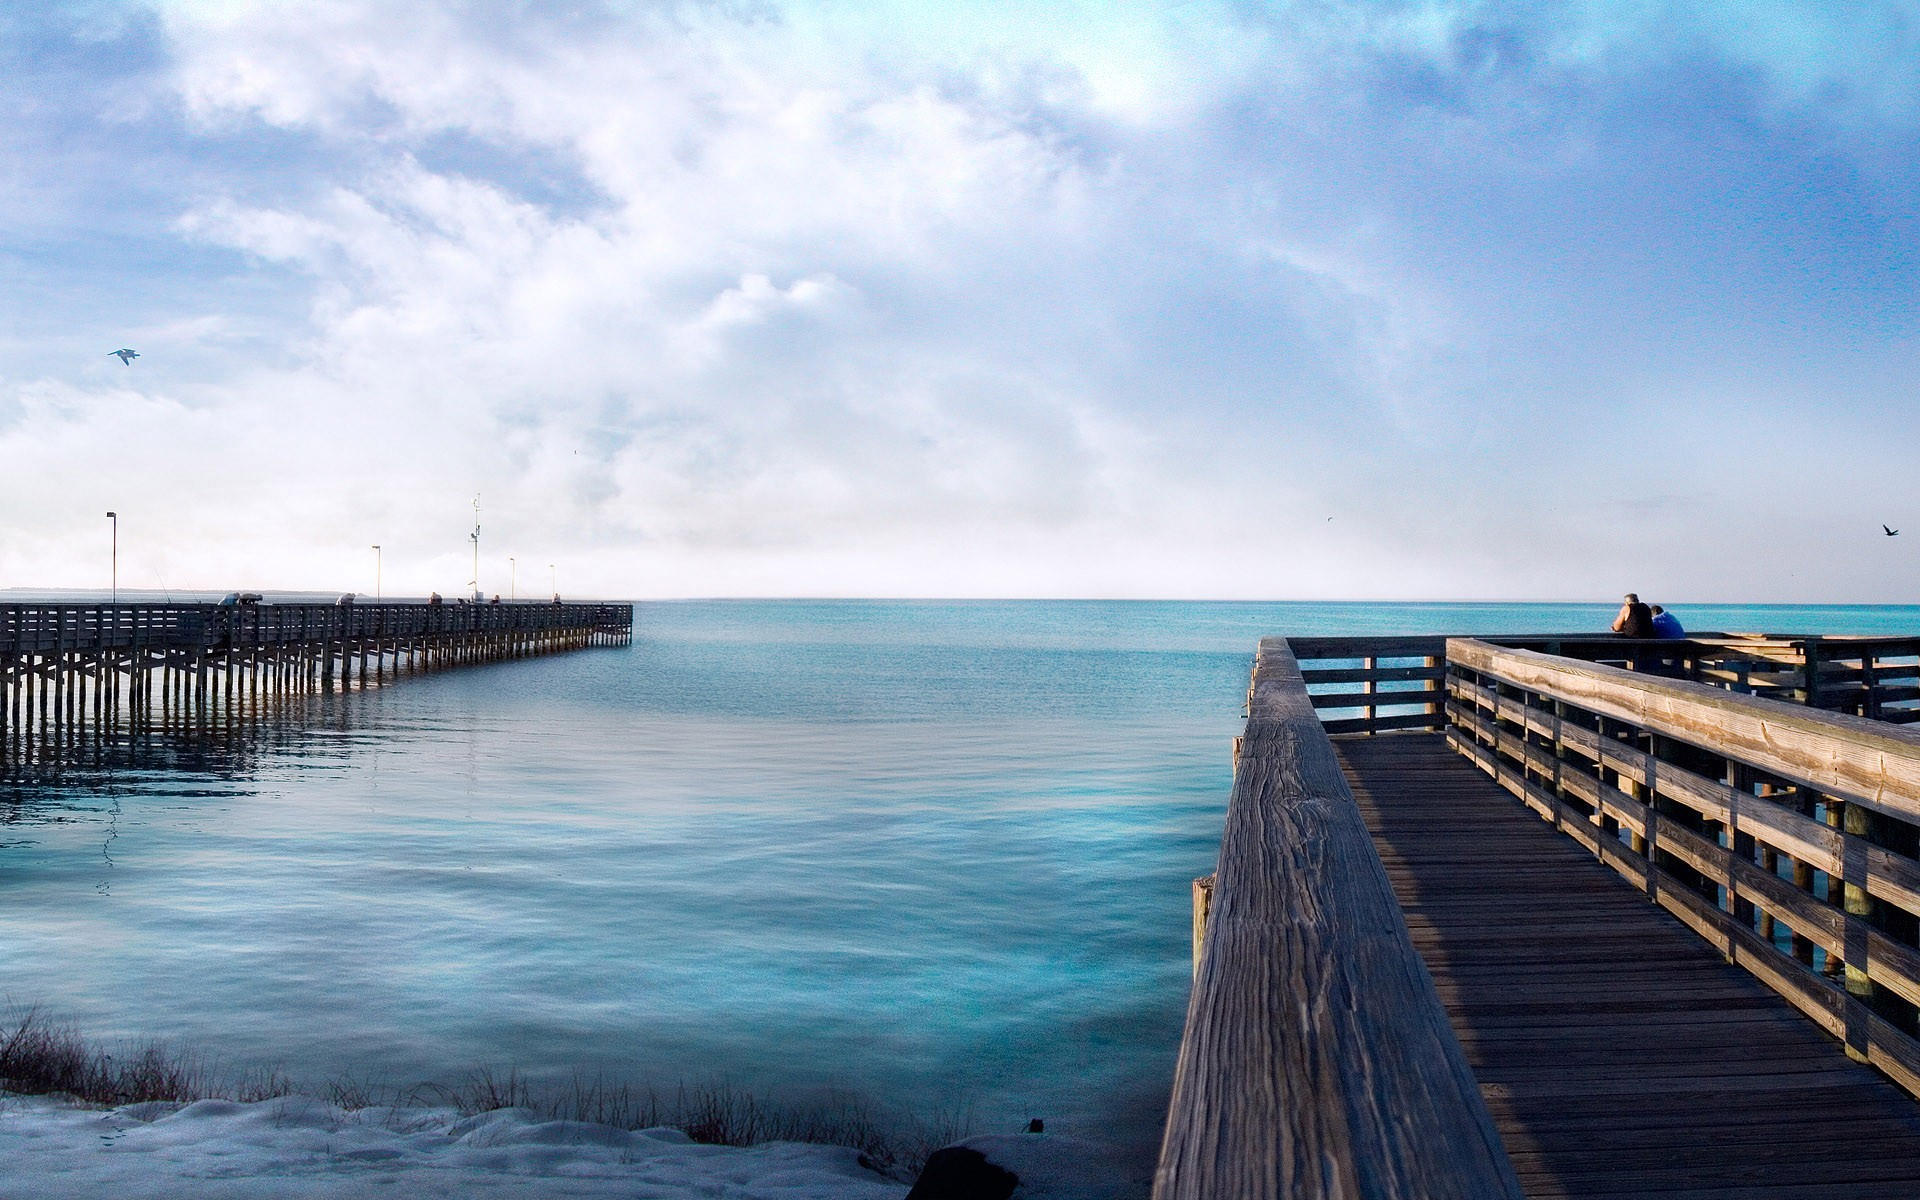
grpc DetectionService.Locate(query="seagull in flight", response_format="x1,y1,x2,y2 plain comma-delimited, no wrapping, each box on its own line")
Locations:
109,349,139,365
1886,525,1900,536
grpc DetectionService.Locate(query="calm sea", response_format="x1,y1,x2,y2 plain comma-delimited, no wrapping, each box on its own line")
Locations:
3,599,1917,1170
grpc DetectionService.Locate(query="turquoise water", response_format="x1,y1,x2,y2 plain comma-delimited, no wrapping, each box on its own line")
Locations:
3,599,1918,1168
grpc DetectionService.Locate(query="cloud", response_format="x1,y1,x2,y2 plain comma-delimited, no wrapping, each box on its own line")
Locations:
3,1,1919,600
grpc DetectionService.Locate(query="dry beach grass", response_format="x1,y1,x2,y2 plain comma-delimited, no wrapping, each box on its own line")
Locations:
0,1006,972,1178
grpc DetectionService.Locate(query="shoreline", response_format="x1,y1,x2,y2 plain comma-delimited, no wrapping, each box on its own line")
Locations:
0,1005,1148,1198
0,1005,967,1182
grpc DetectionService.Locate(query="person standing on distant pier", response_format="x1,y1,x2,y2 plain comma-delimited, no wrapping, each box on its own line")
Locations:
1650,605,1684,638
1612,593,1655,638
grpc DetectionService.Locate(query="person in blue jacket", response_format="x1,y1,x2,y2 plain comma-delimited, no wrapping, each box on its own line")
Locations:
1650,605,1684,638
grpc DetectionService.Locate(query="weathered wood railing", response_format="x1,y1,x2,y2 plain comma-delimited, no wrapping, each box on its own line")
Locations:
1156,638,1522,1200
1446,638,1920,1096
1,601,634,759
1276,630,1917,735
1457,633,1920,723
1700,635,1920,721
1286,635,1448,736
0,601,633,654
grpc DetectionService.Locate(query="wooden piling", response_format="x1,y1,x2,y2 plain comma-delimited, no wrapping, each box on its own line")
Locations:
0,600,632,762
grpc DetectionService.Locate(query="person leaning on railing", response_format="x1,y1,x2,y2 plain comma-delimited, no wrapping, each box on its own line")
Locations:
1650,605,1684,638
1612,593,1655,638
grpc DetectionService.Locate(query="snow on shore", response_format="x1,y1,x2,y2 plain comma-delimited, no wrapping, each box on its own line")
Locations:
0,1092,905,1199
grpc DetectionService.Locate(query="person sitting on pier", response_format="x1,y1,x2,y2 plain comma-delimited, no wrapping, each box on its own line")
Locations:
1611,593,1654,638
1650,605,1684,639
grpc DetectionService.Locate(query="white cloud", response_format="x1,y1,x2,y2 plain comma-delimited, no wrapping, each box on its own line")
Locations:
98,1,1258,596
5,1,1919,600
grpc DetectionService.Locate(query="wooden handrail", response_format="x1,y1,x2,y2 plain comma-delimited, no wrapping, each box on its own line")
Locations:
1445,637,1920,1097
1,601,633,753
1155,638,1521,1200
1447,639,1920,822
0,602,633,655
1284,636,1448,737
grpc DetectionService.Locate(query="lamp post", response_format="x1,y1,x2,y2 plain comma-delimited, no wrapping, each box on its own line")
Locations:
371,545,382,600
468,496,481,600
106,512,117,603
549,563,556,600
509,556,516,602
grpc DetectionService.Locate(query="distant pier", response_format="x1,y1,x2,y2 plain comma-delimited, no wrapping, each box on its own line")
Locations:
1161,631,1920,1199
0,601,633,757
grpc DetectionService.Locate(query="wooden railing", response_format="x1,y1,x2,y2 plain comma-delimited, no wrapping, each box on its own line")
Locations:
1292,631,1920,732
0,602,633,655
1155,638,1522,1200
1467,633,1920,723
1286,635,1449,736
1446,638,1920,1096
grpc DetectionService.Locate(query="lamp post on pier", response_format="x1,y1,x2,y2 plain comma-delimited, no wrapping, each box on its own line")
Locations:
509,556,516,602
372,544,382,600
549,563,556,601
468,496,481,601
106,511,117,603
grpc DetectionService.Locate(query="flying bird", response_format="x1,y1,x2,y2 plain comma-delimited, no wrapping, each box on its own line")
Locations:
109,349,139,365
1887,525,1900,537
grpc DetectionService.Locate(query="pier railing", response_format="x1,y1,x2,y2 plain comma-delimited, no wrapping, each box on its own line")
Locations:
1288,631,1920,732
0,601,633,654
1475,634,1920,722
1170,628,1920,1196
1445,638,1920,1096
1,601,634,759
1156,637,1523,1200
1285,635,1448,735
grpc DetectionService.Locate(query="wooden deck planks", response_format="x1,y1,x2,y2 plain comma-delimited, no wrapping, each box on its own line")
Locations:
1155,640,1522,1200
1337,733,1920,1200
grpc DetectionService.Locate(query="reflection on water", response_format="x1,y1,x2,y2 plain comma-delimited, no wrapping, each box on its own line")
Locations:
4,599,1917,1174
0,679,387,784
0,606,1241,1173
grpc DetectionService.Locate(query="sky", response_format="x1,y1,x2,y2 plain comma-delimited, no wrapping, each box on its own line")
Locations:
3,0,1919,602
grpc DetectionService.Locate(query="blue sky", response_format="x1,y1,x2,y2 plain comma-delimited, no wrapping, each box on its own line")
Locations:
4,0,1919,601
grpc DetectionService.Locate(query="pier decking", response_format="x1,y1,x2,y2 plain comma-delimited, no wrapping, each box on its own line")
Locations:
1343,733,1920,1199
1,601,632,758
1159,632,1920,1200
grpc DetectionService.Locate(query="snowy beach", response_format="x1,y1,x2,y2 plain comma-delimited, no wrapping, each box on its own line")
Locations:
0,1092,898,1198
0,1091,1138,1199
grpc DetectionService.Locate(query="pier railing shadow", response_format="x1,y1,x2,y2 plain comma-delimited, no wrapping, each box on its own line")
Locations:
1445,636,1920,1096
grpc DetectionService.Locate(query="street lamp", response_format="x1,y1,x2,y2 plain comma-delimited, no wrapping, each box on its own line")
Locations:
509,556,516,602
371,544,382,600
549,563,556,600
106,512,117,603
468,495,481,600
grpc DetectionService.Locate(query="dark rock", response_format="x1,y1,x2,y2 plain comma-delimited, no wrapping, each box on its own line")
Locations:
1026,1118,1043,1134
905,1145,1019,1200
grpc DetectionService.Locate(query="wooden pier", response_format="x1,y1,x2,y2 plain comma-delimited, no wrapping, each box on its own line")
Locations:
1160,632,1920,1199
0,601,632,759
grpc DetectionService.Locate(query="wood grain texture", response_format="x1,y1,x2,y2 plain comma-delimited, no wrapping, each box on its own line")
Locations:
1449,638,1920,821
1447,675,1920,918
1154,639,1521,1200
1444,677,1920,1104
1341,734,1920,1199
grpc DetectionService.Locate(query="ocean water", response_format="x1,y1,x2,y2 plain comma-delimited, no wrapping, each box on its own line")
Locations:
3,599,1918,1172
